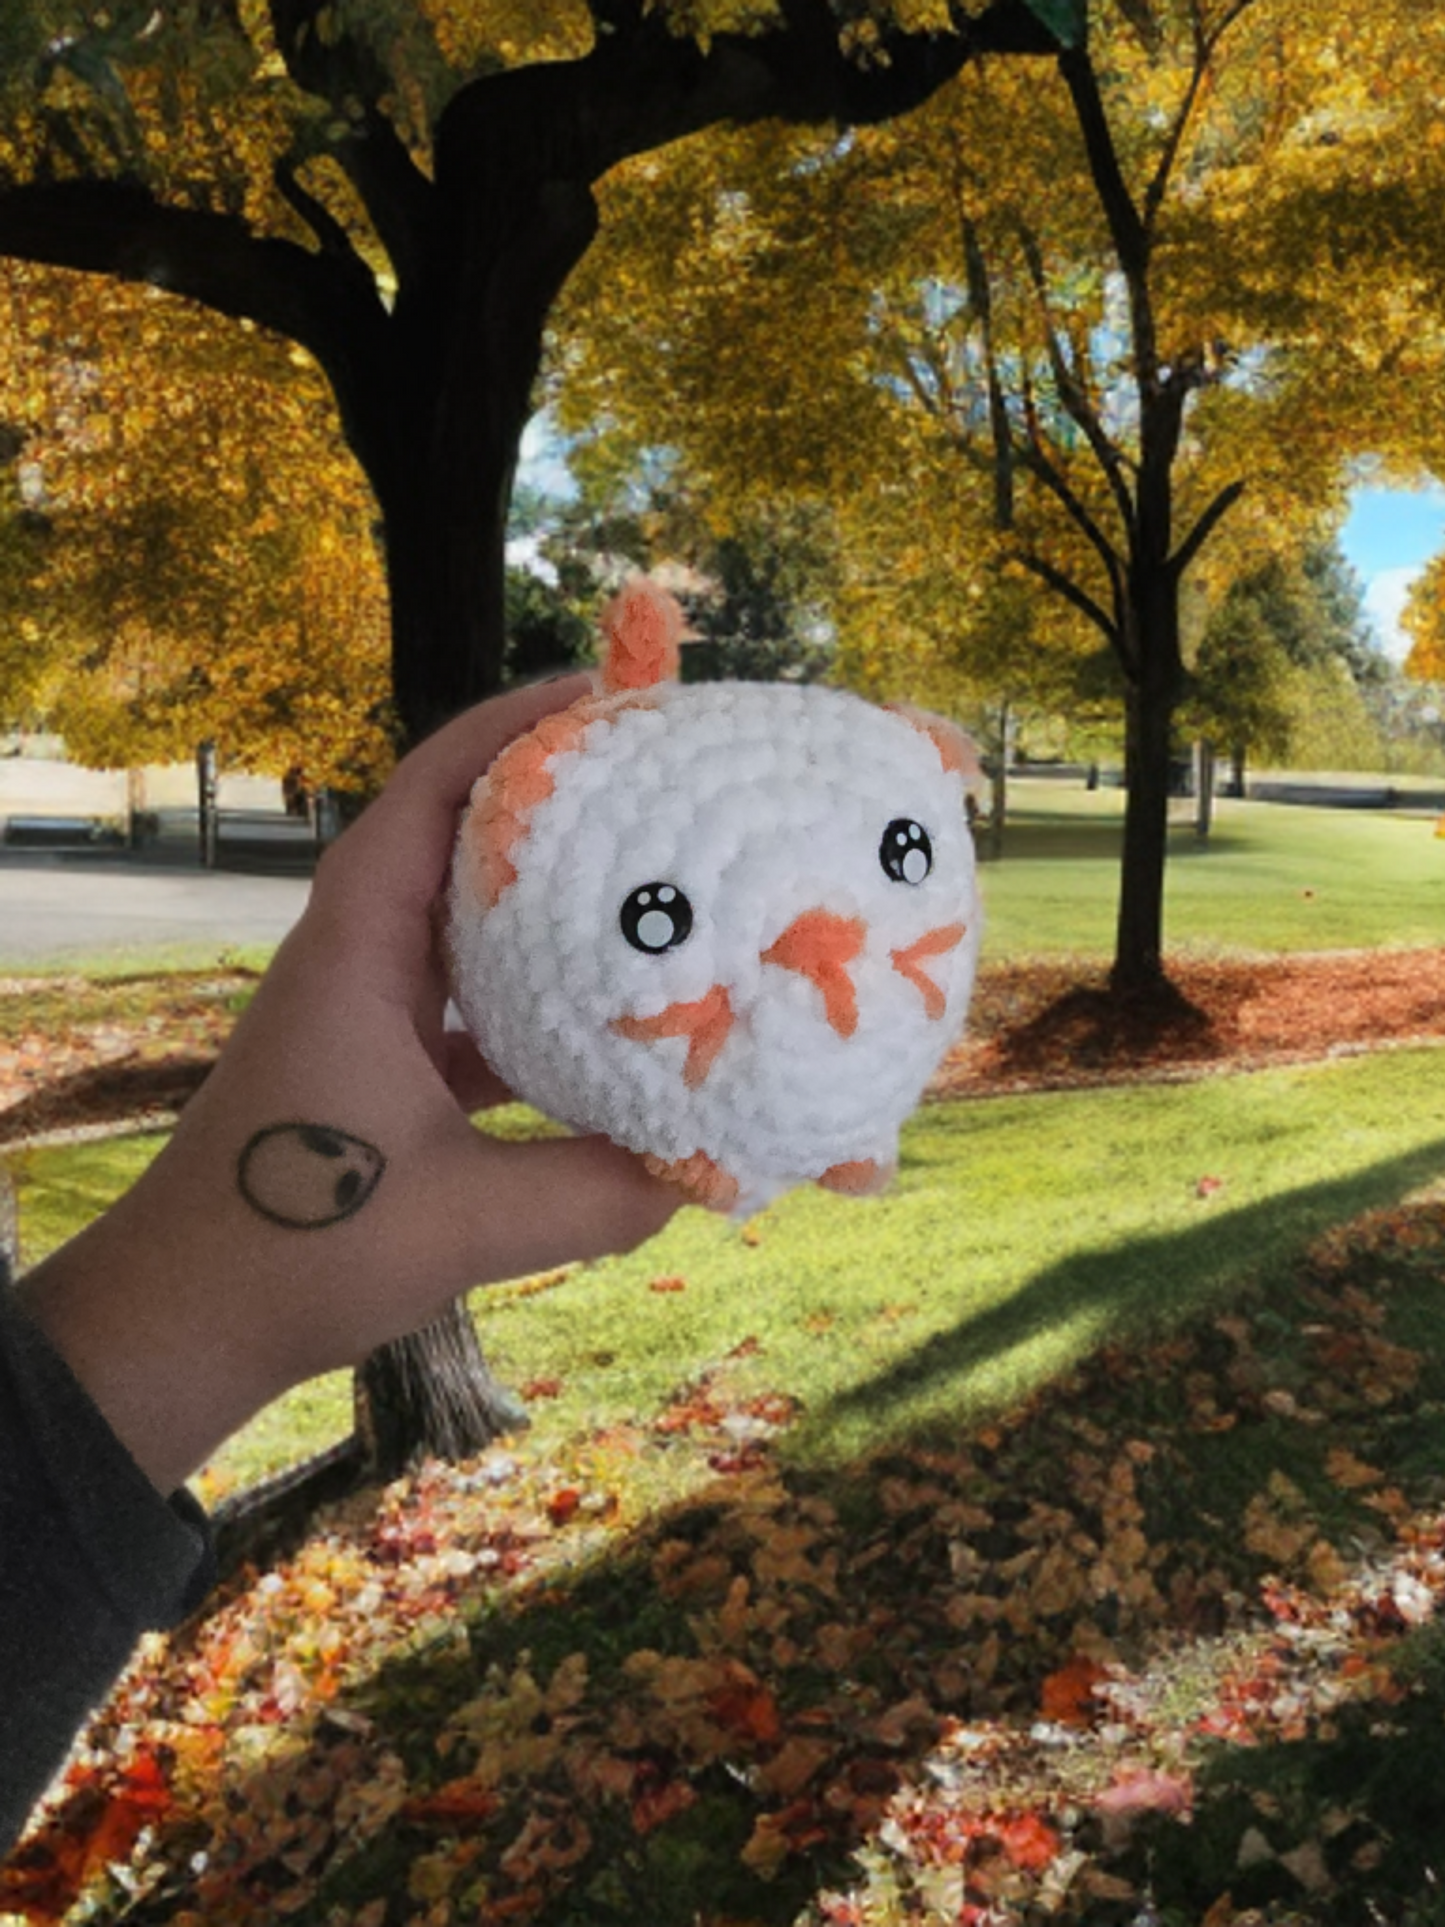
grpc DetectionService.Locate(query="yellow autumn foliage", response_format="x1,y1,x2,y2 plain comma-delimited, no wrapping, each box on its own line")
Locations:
0,261,393,788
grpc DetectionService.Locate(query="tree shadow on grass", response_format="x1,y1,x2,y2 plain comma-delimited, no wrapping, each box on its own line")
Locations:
0,1055,211,1146
807,1134,1445,1460
34,1139,1445,1927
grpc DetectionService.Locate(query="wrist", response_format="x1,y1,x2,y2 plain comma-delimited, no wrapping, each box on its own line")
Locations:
15,1163,295,1497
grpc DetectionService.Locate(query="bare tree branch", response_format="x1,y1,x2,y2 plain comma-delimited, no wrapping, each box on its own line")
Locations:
1141,0,1259,236
1017,550,1119,646
1016,220,1137,536
1016,412,1127,615
1169,476,1245,579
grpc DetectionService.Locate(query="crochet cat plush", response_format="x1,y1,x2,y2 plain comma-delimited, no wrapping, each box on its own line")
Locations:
446,579,982,1216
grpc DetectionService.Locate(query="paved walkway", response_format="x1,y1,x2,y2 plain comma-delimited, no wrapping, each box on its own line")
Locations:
0,756,312,969
0,849,310,969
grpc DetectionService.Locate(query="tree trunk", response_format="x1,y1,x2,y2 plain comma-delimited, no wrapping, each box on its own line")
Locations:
341,183,601,1473
1112,540,1183,998
196,739,219,869
1195,738,1215,840
1113,678,1174,996
356,1302,530,1482
377,180,599,741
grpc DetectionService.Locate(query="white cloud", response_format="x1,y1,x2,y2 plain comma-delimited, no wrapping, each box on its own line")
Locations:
1363,564,1423,665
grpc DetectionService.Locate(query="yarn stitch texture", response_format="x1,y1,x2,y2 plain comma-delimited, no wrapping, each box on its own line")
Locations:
446,586,982,1217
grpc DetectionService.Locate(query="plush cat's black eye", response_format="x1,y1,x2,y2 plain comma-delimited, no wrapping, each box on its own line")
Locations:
621,882,694,953
880,819,933,884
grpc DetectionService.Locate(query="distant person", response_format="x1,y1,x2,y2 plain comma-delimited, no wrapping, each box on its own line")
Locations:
0,674,677,1850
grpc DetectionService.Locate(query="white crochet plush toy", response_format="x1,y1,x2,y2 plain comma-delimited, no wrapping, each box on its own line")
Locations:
446,579,982,1217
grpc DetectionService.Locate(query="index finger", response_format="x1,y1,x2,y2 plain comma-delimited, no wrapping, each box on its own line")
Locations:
327,673,595,910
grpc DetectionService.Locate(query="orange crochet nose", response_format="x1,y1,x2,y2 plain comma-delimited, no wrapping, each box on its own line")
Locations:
761,909,867,1038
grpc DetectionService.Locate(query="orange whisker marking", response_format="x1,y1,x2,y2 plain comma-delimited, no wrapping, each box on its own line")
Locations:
643,1149,740,1213
612,984,735,1088
761,911,866,1039
890,922,966,1021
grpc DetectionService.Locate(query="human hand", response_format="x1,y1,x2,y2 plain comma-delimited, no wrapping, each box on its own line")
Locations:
18,679,678,1494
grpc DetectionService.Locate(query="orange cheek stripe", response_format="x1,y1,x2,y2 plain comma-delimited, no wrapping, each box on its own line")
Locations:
611,984,735,1088
761,911,866,1039
890,922,967,1021
468,708,590,908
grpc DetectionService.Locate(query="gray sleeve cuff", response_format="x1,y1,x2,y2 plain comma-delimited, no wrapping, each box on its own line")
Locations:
0,1284,216,1849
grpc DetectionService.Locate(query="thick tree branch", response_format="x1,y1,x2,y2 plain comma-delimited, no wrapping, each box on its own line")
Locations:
333,109,434,291
0,178,389,394
1169,476,1245,580
1056,41,1146,284
439,0,1059,189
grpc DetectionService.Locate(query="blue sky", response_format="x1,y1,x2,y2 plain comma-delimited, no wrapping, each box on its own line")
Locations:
1338,483,1445,663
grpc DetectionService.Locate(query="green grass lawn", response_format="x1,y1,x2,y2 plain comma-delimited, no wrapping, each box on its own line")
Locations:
12,1046,1445,1492
980,783,1445,960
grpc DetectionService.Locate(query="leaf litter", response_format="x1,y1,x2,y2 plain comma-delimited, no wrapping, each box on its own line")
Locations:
6,952,1445,1922
6,1188,1445,1925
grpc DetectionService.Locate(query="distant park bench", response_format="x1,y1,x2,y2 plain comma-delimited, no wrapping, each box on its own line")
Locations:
2,815,123,849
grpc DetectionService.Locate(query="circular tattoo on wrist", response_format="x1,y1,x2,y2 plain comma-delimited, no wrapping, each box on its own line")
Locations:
238,1123,386,1230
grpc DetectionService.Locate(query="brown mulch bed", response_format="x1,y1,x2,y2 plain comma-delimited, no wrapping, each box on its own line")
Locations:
1,950,1443,1147
934,944,1445,1097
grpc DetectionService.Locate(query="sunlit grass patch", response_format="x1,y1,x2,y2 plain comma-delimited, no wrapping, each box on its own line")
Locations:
981,785,1445,961
15,1048,1445,1502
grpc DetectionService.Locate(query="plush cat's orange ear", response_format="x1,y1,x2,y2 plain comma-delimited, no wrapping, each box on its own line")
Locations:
599,578,685,693
886,703,984,790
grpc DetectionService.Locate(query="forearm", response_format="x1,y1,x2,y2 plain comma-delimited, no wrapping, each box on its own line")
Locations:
16,917,673,1497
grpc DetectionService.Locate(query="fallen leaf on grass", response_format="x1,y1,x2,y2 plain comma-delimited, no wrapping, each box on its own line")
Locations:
546,1488,582,1526
520,1377,563,1400
1094,1768,1192,1845
0,1752,172,1920
399,1778,499,1831
630,1778,697,1834
1039,1655,1108,1726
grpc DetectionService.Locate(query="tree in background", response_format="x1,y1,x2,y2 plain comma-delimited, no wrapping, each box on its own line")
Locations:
0,419,56,729
556,0,1384,995
0,265,392,793
1403,552,1445,690
0,0,1056,742
1190,542,1385,793
509,472,840,683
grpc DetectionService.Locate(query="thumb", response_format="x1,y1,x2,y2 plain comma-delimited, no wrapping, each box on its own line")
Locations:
421,1127,680,1289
